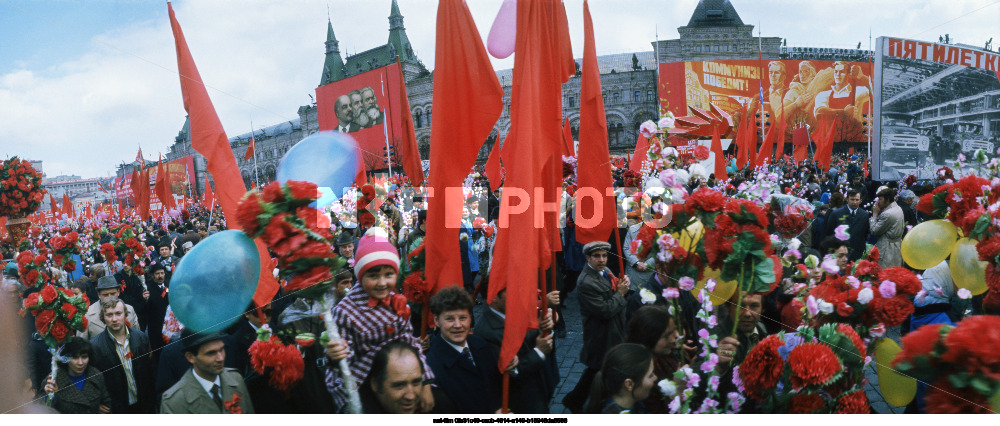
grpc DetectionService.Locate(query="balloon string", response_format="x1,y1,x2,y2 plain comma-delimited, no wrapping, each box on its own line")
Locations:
321,295,362,414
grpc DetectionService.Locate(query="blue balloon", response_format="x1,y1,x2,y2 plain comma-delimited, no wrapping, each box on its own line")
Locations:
276,131,359,199
170,230,261,334
310,186,338,209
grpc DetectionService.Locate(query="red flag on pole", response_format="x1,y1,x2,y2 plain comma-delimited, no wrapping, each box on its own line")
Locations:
49,193,58,213
135,147,144,164
575,0,615,246
394,60,424,187
168,2,278,306
129,167,143,207
562,117,574,156
61,193,73,218
792,125,809,162
424,0,503,297
775,103,787,162
489,0,573,375
734,102,750,170
85,204,92,219
202,175,215,208
710,126,726,179
484,134,505,192
155,155,177,211
136,167,151,221
629,133,650,173
244,133,255,161
815,117,838,171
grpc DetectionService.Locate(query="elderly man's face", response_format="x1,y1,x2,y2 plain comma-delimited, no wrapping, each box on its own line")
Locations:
362,89,376,108
372,350,424,414
335,95,353,124
350,93,364,118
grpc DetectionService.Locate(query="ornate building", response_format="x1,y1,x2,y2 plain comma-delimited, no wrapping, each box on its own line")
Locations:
160,0,870,196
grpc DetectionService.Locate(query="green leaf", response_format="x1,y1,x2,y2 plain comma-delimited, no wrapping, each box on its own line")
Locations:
971,214,991,240
754,257,776,285
970,377,993,395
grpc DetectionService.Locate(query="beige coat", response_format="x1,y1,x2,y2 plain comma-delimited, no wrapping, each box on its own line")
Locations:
79,301,140,340
870,202,905,268
160,368,255,414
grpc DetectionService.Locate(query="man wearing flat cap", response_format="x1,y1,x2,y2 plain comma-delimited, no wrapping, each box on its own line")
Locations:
80,276,140,340
335,231,356,263
561,240,631,414
161,330,255,414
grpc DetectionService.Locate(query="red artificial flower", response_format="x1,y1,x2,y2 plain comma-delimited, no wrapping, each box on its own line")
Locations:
361,184,376,202
359,211,376,228
261,182,286,204
262,214,308,255
977,236,1000,262
836,323,867,361
235,194,266,236
774,214,808,239
788,392,826,414
53,254,63,266
284,265,333,293
853,259,881,279
725,199,769,228
834,389,869,414
61,302,78,320
281,240,334,268
923,378,993,414
693,145,711,161
876,295,914,327
984,289,1000,310
39,285,58,305
740,334,785,402
23,293,41,309
49,319,70,343
402,274,430,305
268,345,305,391
879,267,921,295
34,255,46,266
35,309,55,334
286,180,318,201
64,231,79,245
63,261,76,273
24,269,39,286
987,264,1000,293
685,187,727,215
225,393,244,414
893,323,946,369
390,293,411,321
50,236,67,250
788,342,842,389
940,315,1000,379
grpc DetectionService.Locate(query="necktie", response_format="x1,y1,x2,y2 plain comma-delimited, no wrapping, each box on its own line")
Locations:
211,384,223,412
462,347,476,367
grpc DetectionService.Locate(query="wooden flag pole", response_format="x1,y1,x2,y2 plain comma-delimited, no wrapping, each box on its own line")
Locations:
612,228,625,278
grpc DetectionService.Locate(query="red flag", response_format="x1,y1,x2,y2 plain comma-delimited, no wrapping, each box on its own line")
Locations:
629,133,650,173
734,102,750,170
775,104,787,162
155,155,177,211
575,0,615,245
710,126,726,179
562,117,574,156
202,175,215,208
489,0,573,373
755,111,785,168
168,2,278,307
135,147,143,164
484,134,505,192
129,167,143,207
792,125,809,162
394,61,424,187
848,147,855,155
244,134,255,161
423,0,503,300
49,193,58,213
136,167,151,221
742,104,759,169
61,193,74,218
117,198,124,219
85,204,92,219
815,118,838,171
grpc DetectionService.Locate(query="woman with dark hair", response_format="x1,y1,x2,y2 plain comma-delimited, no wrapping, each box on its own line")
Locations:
586,343,656,414
43,336,111,414
624,306,679,413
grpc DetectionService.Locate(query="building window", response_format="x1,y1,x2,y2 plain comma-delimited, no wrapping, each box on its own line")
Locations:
647,90,654,102
732,44,737,51
568,96,575,108
633,91,641,102
714,45,720,52
602,94,607,104
724,45,729,52
613,93,620,104
415,111,422,128
696,46,702,52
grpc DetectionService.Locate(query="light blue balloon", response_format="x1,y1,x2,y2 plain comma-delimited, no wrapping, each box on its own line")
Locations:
170,230,260,334
310,186,338,209
276,131,359,199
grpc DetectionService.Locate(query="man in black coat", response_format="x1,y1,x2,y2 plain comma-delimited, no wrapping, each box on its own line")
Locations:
426,286,513,414
144,262,170,355
473,289,558,414
90,297,156,413
824,189,870,261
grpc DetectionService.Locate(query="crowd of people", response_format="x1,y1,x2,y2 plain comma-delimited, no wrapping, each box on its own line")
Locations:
0,152,995,415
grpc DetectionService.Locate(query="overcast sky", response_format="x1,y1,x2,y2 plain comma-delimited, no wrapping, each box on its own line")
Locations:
1,0,997,179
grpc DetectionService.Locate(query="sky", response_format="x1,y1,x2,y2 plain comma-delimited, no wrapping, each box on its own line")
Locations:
1,0,997,179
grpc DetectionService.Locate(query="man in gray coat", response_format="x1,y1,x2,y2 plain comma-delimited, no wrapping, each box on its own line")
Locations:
870,187,905,268
560,241,631,414
161,331,254,414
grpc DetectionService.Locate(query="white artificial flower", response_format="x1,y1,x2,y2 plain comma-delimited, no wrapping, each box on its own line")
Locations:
658,379,677,397
639,288,657,305
646,186,666,198
817,299,834,314
689,164,708,180
788,238,802,251
857,287,874,304
675,169,691,185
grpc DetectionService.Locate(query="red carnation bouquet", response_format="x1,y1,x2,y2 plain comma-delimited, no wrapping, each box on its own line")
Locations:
703,198,777,298
892,315,1000,414
236,180,345,300
16,249,51,292
0,157,46,218
49,229,81,273
740,323,869,413
401,239,431,305
113,225,145,275
247,325,304,392
22,284,89,347
100,242,118,264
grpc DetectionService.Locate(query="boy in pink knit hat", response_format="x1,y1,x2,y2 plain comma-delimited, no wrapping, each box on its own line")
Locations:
324,232,435,412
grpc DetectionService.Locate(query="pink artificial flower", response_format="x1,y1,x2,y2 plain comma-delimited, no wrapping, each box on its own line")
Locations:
878,280,897,298
678,276,696,291
834,224,850,241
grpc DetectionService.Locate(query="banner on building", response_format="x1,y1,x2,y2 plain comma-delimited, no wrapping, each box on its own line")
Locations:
315,61,408,171
114,156,196,211
659,59,873,147
872,36,1000,180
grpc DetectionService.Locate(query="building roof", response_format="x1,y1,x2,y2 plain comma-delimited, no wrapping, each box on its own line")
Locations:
686,0,745,28
493,51,656,86
231,118,302,142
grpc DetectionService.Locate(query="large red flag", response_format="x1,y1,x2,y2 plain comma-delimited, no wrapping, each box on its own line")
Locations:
424,0,503,297
202,175,215,208
489,0,573,373
155,155,177,211
734,102,750,169
484,134,505,192
136,167,151,221
168,2,278,307
562,117,574,156
575,0,615,246
629,134,650,173
792,125,809,162
710,126,726,179
742,104,759,170
815,117,838,171
394,60,424,187
61,193,74,218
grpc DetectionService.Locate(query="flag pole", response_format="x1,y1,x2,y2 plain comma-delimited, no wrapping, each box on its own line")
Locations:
251,118,261,188
381,72,394,177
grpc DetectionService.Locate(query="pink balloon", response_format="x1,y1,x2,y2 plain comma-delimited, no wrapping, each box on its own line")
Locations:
487,0,516,59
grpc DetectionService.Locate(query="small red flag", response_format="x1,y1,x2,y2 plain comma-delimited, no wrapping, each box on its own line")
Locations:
484,134,505,192
62,193,74,218
562,117,574,156
244,134,255,161
202,175,215,208
135,147,144,164
629,133,650,173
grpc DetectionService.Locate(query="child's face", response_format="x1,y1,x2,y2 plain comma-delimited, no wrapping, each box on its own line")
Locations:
361,265,397,300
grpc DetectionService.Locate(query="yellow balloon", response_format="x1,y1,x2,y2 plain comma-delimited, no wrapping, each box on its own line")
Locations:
901,219,958,270
950,238,989,295
875,338,917,407
674,219,704,253
991,389,1000,413
691,268,737,306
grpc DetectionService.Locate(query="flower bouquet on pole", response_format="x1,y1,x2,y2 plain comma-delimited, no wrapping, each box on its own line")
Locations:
235,180,360,412
0,157,46,244
48,227,81,274
22,283,90,403
112,224,146,275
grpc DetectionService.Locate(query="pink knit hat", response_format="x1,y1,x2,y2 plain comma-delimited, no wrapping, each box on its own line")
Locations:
353,234,400,278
